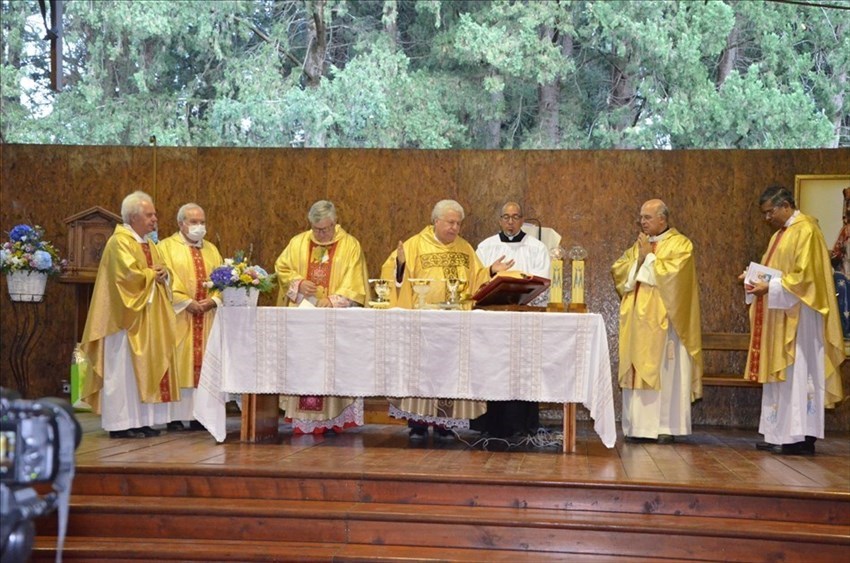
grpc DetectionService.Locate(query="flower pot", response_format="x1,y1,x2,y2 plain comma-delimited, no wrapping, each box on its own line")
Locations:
221,286,260,307
6,271,48,302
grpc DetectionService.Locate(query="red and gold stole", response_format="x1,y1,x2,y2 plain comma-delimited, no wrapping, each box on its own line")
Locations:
298,240,339,412
747,227,786,381
190,246,208,386
141,241,173,401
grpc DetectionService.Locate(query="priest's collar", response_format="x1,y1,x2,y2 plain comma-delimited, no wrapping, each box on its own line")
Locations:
124,223,146,243
784,210,800,228
647,228,671,244
499,230,526,243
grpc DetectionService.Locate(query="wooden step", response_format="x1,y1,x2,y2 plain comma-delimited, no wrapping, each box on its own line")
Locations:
34,495,850,561
32,537,664,562
67,468,850,526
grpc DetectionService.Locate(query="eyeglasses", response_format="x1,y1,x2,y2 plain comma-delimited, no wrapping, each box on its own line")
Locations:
312,224,335,234
760,205,784,218
500,214,523,222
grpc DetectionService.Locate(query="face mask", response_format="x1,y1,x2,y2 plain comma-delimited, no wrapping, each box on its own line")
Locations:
186,224,206,242
146,230,159,244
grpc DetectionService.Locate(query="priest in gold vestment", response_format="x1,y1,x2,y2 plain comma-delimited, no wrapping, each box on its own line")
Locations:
158,203,223,431
275,200,370,434
612,199,703,444
380,199,510,439
80,191,179,439
743,186,845,456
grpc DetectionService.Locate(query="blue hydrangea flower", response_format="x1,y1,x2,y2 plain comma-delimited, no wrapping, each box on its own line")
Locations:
31,250,53,270
209,266,235,289
9,225,36,242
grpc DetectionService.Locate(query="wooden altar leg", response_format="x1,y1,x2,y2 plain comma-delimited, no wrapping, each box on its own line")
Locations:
562,402,577,453
240,393,280,442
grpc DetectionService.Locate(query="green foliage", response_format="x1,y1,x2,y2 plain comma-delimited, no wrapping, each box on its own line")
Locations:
1,0,847,148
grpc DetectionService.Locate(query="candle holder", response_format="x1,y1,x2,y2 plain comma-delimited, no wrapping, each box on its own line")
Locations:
568,245,588,313
547,246,566,312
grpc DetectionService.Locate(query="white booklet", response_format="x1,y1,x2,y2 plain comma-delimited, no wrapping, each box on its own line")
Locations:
744,261,782,304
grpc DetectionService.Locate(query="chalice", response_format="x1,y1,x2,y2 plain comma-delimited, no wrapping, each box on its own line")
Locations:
445,277,468,305
409,278,433,309
369,278,391,308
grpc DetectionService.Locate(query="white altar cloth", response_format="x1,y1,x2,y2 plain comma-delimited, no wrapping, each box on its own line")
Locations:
193,307,616,447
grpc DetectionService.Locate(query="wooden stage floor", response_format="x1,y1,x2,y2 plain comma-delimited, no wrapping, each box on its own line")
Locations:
71,412,850,495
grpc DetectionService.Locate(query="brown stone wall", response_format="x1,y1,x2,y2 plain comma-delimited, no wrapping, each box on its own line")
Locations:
1,144,848,430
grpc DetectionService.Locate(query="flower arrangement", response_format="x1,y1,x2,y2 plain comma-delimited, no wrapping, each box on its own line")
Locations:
1,224,66,275
206,250,275,293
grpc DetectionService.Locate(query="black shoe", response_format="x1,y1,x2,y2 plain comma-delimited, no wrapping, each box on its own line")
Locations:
109,429,144,439
135,426,161,437
624,436,655,443
770,441,815,456
188,420,205,431
167,421,185,431
408,427,427,440
434,426,454,439
656,434,675,444
755,441,775,451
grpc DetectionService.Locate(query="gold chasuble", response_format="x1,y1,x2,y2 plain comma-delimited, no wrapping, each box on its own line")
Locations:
612,228,703,401
158,233,223,388
380,226,492,422
80,225,179,413
275,225,369,307
745,214,845,408
379,225,491,308
274,225,369,432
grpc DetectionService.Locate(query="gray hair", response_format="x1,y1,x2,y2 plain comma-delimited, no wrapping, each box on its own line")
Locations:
500,201,523,217
657,202,669,221
121,190,154,224
432,199,465,223
177,202,203,225
759,185,796,209
308,200,337,225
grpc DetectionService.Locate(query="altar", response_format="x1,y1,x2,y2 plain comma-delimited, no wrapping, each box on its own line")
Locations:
193,307,616,450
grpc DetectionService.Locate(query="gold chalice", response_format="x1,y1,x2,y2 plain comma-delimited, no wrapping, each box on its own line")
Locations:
369,278,391,308
445,277,468,305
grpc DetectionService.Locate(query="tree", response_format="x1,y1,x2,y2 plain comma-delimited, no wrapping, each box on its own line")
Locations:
1,0,847,148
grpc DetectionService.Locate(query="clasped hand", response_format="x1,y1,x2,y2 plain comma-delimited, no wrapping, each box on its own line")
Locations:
153,264,168,284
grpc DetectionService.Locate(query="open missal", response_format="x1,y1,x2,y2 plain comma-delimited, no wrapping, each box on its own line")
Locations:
744,261,781,286
471,272,550,307
743,261,782,305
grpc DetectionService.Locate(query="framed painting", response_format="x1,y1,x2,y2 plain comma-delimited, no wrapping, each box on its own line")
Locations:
794,174,850,246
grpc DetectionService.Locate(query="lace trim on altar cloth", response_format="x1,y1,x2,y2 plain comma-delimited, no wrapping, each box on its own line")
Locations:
289,398,364,434
388,403,470,430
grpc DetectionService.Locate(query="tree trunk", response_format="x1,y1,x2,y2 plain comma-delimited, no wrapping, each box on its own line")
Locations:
609,54,638,149
383,0,400,48
303,0,328,147
716,11,741,87
537,29,572,147
483,85,503,149
303,0,327,89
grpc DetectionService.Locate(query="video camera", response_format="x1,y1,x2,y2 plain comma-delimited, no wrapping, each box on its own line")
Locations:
1,387,81,563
